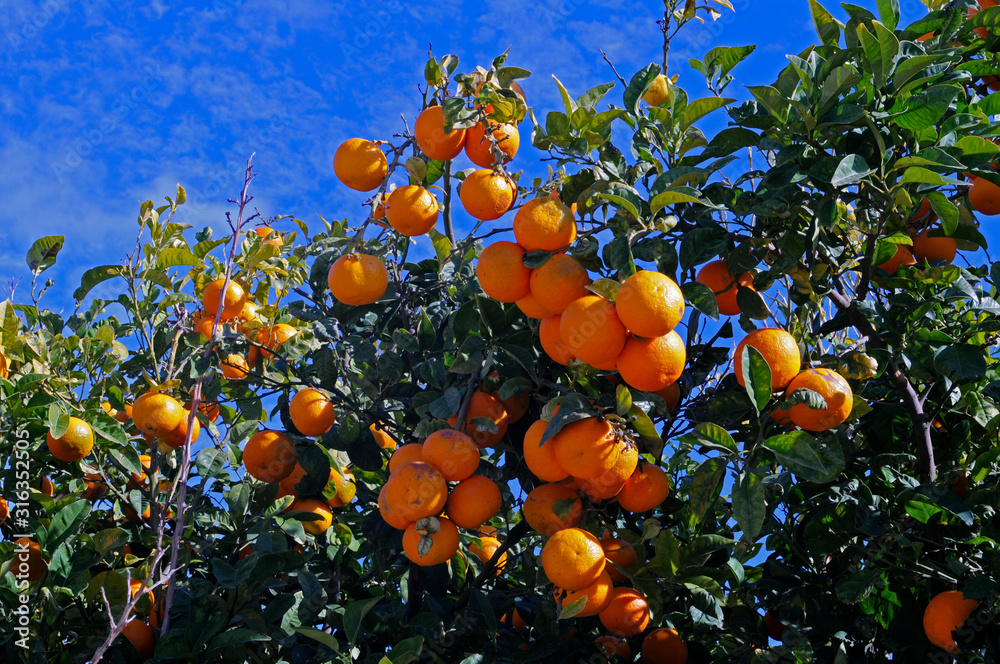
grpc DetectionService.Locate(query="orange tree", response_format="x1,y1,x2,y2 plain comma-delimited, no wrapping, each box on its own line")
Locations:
1,0,1000,662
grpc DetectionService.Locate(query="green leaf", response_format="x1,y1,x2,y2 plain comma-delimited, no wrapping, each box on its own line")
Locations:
687,422,737,452
615,384,632,416
856,22,899,89
207,628,271,654
831,154,875,188
678,98,734,131
385,636,424,664
763,431,845,482
344,597,381,646
735,287,769,320
74,265,124,302
627,404,663,456
650,190,705,215
933,344,987,382
732,471,765,542
156,247,201,270
836,568,882,603
875,0,899,30
47,501,91,550
741,345,772,412
624,64,661,114
48,403,70,439
682,281,719,319
26,235,65,276
890,85,961,131
688,457,727,529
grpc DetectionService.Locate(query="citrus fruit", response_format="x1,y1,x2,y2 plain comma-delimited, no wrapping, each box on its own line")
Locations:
577,441,638,501
696,259,754,316
287,498,334,535
785,368,853,431
476,241,531,302
46,417,94,462
875,245,916,275
133,392,185,438
333,138,387,191
969,175,1000,215
421,429,480,482
923,590,978,652
616,331,686,392
378,484,413,530
911,229,957,264
460,169,516,221
383,461,449,521
258,323,297,360
160,412,200,448
615,270,684,338
389,443,424,473
734,328,801,392
220,353,249,380
560,296,627,366
516,292,556,319
290,388,337,437
540,527,606,591
414,106,467,161
642,627,688,664
121,619,156,660
469,534,507,575
370,422,399,450
539,314,576,366
403,516,460,566
386,184,439,236
447,391,509,448
599,587,650,637
555,569,613,617
446,475,502,530
551,417,620,480
242,430,297,483
522,482,583,535
600,535,638,584
465,120,520,168
522,419,570,482
617,464,671,513
656,382,681,413
597,636,632,660
763,611,785,640
328,253,389,305
529,253,591,314
14,538,46,582
513,197,577,252
202,278,246,321
643,74,672,106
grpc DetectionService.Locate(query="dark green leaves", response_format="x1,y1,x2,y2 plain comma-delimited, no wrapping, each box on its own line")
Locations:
831,155,875,188
74,265,124,302
933,344,987,382
732,471,765,542
740,345,772,412
889,85,962,131
682,282,719,319
763,431,845,482
808,0,843,46
27,235,64,276
624,64,661,115
344,597,381,646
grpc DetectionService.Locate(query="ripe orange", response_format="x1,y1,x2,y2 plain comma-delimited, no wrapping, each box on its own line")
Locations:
656,381,681,413
386,185,439,236
446,474,502,529
46,417,94,462
696,260,754,316
383,461,449,521
516,292,556,319
258,323,297,360
328,253,389,305
378,484,413,530
734,328,801,392
596,636,632,660
121,619,156,660
522,482,583,535
560,296,627,366
102,401,132,423
287,498,334,535
969,175,1000,215
220,353,249,380
242,430,297,483
370,422,398,450
160,412,200,448
529,253,591,314
133,392,184,438
489,382,530,424
616,331,686,393
643,74,672,106
617,464,671,513
551,417,620,480
600,535,638,584
469,534,507,575
460,169,516,221
389,443,424,473
333,138,387,191
465,120,520,168
14,538,46,582
599,587,650,637
539,314,576,366
513,197,577,252
477,241,531,302
522,419,570,482
447,391,509,448
236,300,261,333
0,497,9,524
187,399,219,423
290,388,337,437
876,245,916,275
81,473,108,501
555,569,613,617
577,441,638,502
192,313,221,339
251,226,282,248
970,0,999,39
403,516,460,566
642,628,688,664
328,468,358,508
414,106,467,161
615,270,685,338
540,527,606,591
923,590,978,652
39,477,54,496
911,229,957,264
202,278,247,321
785,368,853,432
0,350,8,380
421,429,480,482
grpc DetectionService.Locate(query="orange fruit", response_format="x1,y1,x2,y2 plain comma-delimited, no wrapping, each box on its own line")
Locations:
577,441,638,502
39,477,54,496
460,169,516,221
923,590,978,652
290,388,336,437
403,516,460,566
0,351,8,380
378,484,413,530
220,353,249,380
785,368,853,432
911,229,957,264
186,399,219,423
643,74,672,106
383,461,449,521
599,587,650,637
327,467,357,508
642,627,688,663
541,527,606,591
81,473,108,501
371,191,390,223
333,138,387,191
529,253,591,314
121,619,156,660
287,497,334,535
236,300,261,333
551,417,621,480
522,419,570,482
202,278,247,321
600,535,638,584
414,106,467,161
656,382,681,413
328,253,389,305
258,323,297,360
596,636,632,660
617,464,671,513
370,422,399,450
102,401,133,423
516,292,557,319
615,270,685,338
695,259,754,316
447,391,509,448
133,392,184,438
540,314,576,366
251,226,282,247
876,245,916,274
616,331,686,393
386,185,439,236
513,197,577,252
490,384,530,424
734,328,801,392
970,0,999,39
522,482,583,535
389,443,424,473
469,534,507,575
421,429,480,482
560,296,627,366
242,430,297,483
465,120,520,168
46,417,94,462
477,241,531,303
14,538,46,582
160,413,200,448
446,474,502,529
555,569,613,617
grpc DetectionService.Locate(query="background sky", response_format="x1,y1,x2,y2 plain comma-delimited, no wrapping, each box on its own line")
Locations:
0,0,947,312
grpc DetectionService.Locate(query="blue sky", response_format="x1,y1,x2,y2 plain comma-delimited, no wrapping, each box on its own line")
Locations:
0,0,948,310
